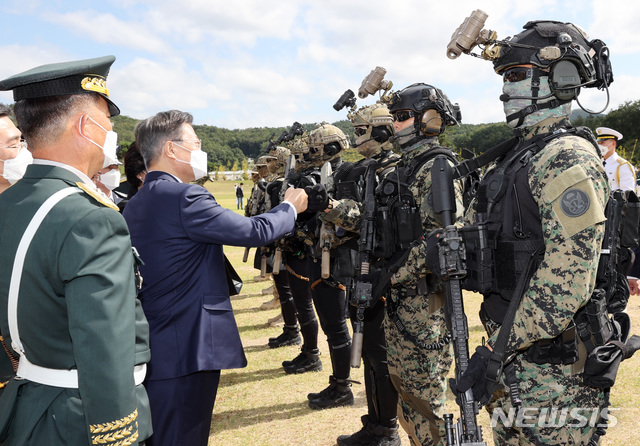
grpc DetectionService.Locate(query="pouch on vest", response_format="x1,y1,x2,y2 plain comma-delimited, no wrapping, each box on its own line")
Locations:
459,224,493,293
583,312,640,388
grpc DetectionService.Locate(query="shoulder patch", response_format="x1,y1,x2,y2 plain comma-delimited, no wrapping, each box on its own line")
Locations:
560,189,590,217
76,182,119,211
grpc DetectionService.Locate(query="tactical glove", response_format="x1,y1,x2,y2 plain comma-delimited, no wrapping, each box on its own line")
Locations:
305,184,330,212
455,345,500,407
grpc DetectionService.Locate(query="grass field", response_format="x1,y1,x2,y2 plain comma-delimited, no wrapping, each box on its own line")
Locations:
204,180,640,446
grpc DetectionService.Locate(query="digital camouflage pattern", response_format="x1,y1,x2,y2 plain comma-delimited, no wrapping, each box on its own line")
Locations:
488,356,608,445
382,138,463,446
465,117,610,444
391,138,464,287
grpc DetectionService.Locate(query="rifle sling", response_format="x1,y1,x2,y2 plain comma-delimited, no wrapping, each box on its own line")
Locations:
452,137,519,180
485,249,542,383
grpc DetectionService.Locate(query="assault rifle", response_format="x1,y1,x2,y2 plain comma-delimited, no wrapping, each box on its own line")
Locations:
319,161,335,278
243,179,266,262
431,155,486,446
349,162,378,368
272,153,297,275
266,121,304,153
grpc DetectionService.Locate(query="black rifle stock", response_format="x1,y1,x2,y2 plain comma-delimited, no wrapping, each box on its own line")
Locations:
243,179,266,262
431,155,486,446
349,163,378,368
272,154,297,275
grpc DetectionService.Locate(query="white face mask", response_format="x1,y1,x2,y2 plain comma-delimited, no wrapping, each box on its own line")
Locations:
97,168,121,191
1,146,33,184
80,116,119,168
173,142,208,181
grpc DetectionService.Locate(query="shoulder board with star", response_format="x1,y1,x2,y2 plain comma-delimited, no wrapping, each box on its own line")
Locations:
76,182,120,211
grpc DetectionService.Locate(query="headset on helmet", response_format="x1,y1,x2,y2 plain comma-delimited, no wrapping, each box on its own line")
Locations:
350,103,395,157
304,123,350,166
388,83,461,137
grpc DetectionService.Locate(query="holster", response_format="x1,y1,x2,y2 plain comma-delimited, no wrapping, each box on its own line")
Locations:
583,312,640,388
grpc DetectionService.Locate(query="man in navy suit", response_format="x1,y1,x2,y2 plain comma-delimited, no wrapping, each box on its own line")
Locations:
123,110,308,446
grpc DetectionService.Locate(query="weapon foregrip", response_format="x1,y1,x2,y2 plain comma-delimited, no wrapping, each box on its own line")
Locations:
260,254,267,277
321,247,330,279
350,327,363,368
272,247,282,275
243,247,250,263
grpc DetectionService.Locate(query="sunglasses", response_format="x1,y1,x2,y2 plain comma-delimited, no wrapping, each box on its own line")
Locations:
393,110,415,122
502,66,548,83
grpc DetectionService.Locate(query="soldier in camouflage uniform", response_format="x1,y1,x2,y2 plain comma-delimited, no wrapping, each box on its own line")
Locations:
451,20,613,445
263,147,317,350
280,123,359,408
320,104,402,445
369,84,463,445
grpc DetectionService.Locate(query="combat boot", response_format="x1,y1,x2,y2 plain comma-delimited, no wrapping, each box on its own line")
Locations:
261,284,275,295
268,324,301,348
260,295,279,310
268,313,283,326
308,375,354,410
336,416,401,446
282,346,322,374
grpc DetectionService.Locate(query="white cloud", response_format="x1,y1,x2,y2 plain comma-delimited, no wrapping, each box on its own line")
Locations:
1,0,639,130
0,44,70,104
110,58,230,119
44,10,167,54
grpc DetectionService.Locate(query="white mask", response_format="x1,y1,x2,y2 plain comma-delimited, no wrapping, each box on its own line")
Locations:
80,116,119,168
97,168,121,191
174,142,208,181
1,146,33,184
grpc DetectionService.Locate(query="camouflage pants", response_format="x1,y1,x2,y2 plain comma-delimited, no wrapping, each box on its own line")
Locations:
384,292,452,446
487,354,608,445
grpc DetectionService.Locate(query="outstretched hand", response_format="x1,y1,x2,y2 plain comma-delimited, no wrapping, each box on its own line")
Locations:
284,187,308,214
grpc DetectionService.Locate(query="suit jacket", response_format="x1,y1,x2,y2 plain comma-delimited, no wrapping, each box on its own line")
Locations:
0,164,151,445
123,171,296,380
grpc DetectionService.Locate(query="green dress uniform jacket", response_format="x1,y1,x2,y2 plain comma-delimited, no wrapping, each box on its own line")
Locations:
0,164,151,445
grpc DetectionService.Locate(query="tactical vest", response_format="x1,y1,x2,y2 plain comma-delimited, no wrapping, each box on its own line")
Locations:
465,138,548,324
374,147,457,260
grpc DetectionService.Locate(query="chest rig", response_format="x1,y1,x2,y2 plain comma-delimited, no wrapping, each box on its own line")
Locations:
374,147,456,261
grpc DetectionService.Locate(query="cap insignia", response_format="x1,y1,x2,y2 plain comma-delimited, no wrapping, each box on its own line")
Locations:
81,76,109,97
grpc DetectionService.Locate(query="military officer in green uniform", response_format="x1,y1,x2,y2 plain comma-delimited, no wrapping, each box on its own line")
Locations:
0,56,151,445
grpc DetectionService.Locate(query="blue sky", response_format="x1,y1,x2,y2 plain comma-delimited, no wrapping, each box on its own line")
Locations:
1,0,638,129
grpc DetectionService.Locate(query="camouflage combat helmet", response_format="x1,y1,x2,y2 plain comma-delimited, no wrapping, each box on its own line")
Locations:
303,123,350,167
351,103,394,158
255,155,272,178
265,146,289,175
268,146,291,166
